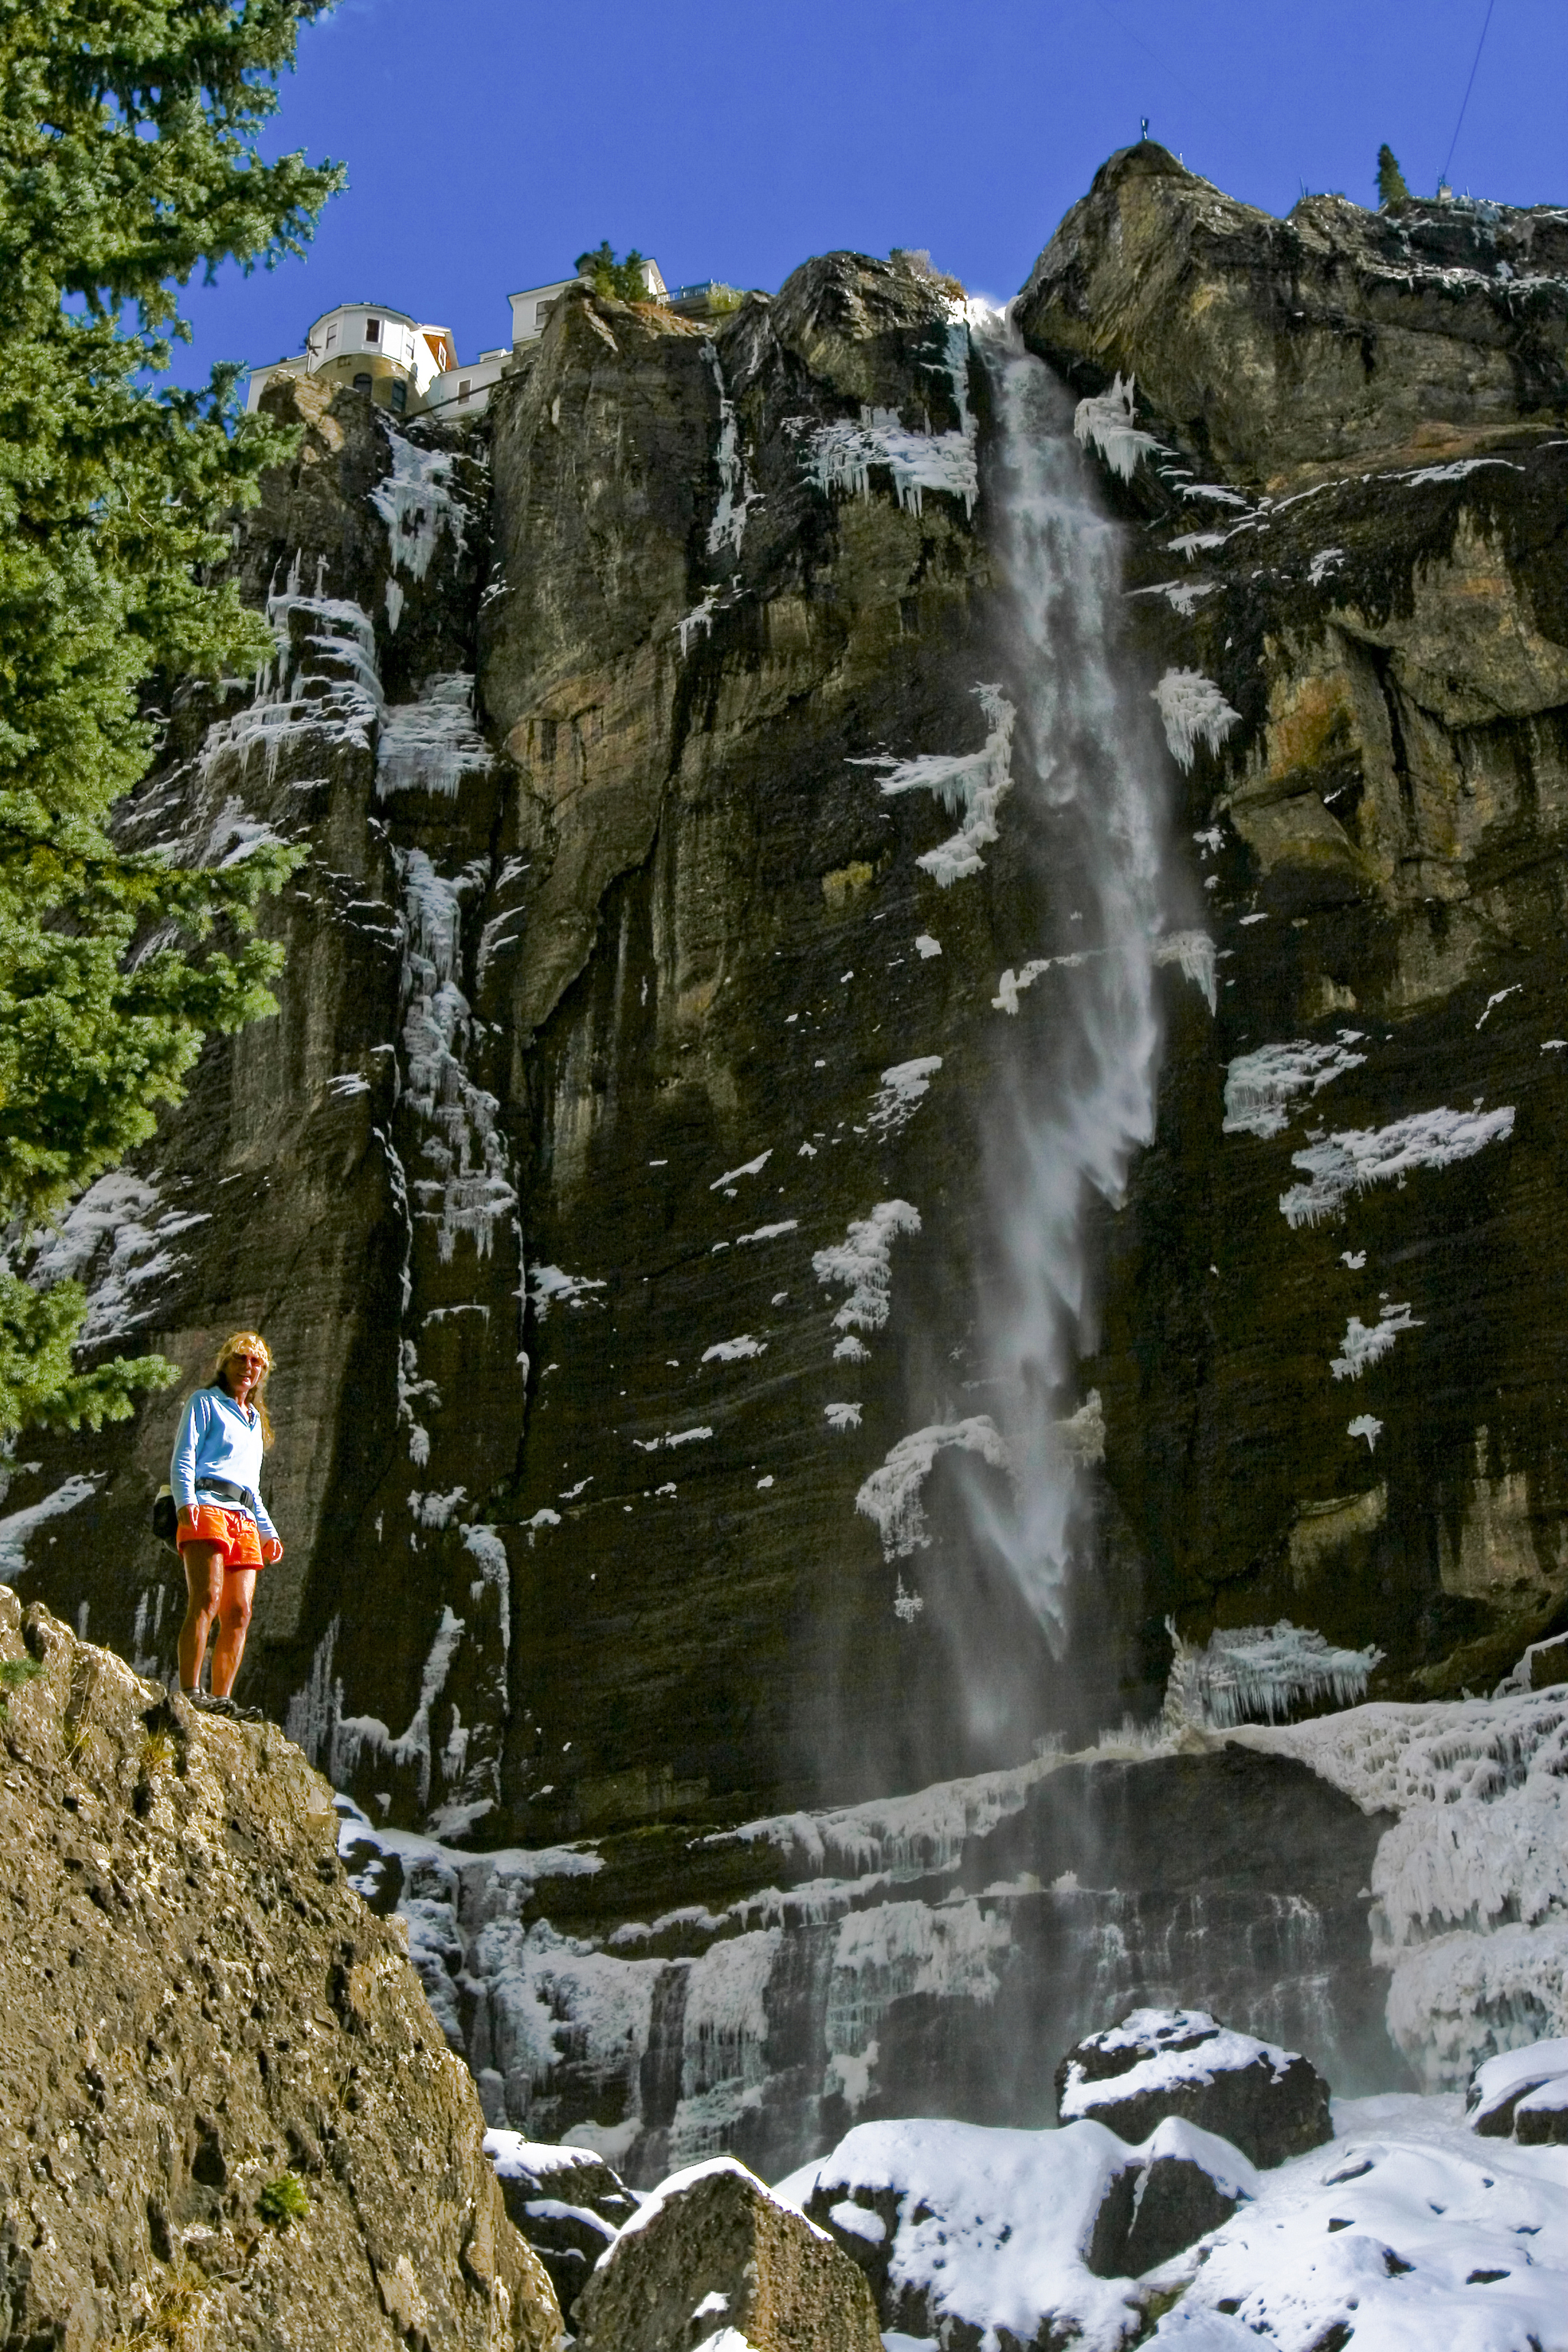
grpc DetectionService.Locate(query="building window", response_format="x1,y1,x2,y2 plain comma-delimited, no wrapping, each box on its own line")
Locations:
535,301,553,326
353,372,372,394
365,317,381,341
458,379,472,403
390,379,407,413
325,325,337,351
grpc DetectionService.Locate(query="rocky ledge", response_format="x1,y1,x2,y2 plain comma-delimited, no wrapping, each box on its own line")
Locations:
0,1587,560,2352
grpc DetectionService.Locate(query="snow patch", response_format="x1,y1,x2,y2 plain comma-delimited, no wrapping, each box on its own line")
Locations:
868,1057,942,1136
1153,669,1241,772
1073,371,1160,481
1280,1106,1515,1228
1223,1035,1368,1140
813,1200,922,1334
1331,1302,1422,1380
864,684,1016,887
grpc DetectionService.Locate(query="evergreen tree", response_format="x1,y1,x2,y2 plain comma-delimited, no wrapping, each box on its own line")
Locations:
574,241,652,303
0,1,344,1434
1377,145,1410,206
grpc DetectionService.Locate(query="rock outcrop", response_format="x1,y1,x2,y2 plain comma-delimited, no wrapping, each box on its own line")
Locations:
483,2135,637,2321
0,1586,560,2351
1055,2007,1332,2167
1467,2037,1568,2143
1017,139,1568,486
570,2156,882,2351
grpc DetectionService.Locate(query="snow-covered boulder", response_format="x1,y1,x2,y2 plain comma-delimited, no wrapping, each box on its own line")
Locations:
1055,2007,1331,2167
1467,2037,1568,2145
778,2114,1250,2346
482,2133,638,2321
571,2154,880,2352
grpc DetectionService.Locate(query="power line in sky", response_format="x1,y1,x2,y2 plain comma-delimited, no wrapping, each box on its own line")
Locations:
1442,0,1498,187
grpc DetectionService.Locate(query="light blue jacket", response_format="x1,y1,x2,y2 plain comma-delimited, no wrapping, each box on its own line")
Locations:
169,1387,279,1544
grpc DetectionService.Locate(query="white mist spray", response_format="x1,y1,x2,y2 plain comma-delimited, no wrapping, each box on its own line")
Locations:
957,312,1171,1651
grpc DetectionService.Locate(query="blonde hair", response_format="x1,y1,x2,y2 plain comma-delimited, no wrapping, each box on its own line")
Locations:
207,1329,276,1449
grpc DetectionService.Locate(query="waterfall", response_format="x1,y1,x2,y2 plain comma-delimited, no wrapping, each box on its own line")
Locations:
956,313,1171,1654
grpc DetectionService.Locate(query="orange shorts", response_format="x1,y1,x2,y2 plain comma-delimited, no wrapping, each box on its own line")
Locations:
177,1505,279,1572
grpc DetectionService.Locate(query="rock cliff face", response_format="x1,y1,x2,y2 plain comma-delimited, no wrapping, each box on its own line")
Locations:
5,152,1568,2180
1021,145,1568,1702
0,1586,560,2350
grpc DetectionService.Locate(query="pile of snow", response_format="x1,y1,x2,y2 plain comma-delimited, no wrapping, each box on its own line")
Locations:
1279,1105,1515,1229
1330,1302,1422,1380
862,683,1016,887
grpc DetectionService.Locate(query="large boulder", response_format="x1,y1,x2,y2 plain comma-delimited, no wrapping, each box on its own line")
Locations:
484,2134,639,2321
1467,2038,1568,2144
0,1590,562,2351
1056,2007,1332,2167
1093,2116,1259,2278
571,2155,881,2350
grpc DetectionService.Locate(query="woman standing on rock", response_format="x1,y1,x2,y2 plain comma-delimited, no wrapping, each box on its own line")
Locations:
170,1331,283,1719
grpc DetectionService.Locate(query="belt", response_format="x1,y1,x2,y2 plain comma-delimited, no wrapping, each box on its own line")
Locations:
194,1477,258,1516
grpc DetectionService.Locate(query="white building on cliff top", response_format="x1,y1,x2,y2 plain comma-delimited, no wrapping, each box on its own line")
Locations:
245,256,671,423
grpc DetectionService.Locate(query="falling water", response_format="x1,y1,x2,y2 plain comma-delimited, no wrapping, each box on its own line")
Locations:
956,312,1172,1654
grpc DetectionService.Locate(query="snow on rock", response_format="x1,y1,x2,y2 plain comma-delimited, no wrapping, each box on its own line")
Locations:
334,1603,467,1814
1234,1689,1568,2087
528,1265,608,1318
1331,1302,1422,1380
1153,670,1241,772
867,1057,942,1137
376,673,492,800
397,848,518,1263
856,1417,1011,1560
1348,1414,1383,1452
1141,2090,1568,2352
704,341,758,557
779,2115,1147,2350
1280,1105,1516,1228
701,1335,766,1364
1073,371,1161,482
805,320,977,518
710,1149,772,1191
1056,2008,1330,2168
914,933,942,959
371,430,469,583
1468,2036,1568,2136
863,684,1016,887
812,1200,922,1336
1223,1035,1368,1140
825,1403,863,1432
1165,1620,1383,1731
0,1475,102,1580
27,1169,211,1346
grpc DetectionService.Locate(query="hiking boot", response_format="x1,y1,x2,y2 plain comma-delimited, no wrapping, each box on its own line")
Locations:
186,1690,239,1719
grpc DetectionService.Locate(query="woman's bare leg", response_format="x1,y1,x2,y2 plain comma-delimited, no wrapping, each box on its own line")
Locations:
178,1543,226,1693
211,1568,258,1699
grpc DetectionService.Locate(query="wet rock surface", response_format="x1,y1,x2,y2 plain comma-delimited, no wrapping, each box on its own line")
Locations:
0,1586,560,2352
1056,2007,1333,2168
570,2155,882,2352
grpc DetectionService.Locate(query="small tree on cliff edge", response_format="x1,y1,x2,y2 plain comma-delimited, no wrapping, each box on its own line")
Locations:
0,1,344,1435
575,242,652,302
1377,145,1411,206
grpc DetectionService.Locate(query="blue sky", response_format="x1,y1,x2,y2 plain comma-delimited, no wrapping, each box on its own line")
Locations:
175,0,1566,388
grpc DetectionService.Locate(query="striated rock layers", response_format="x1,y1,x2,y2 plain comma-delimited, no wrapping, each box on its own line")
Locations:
0,1586,560,2350
3,150,1567,2073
